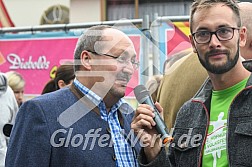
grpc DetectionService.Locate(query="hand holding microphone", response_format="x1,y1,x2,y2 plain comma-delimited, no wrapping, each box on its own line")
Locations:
133,85,173,144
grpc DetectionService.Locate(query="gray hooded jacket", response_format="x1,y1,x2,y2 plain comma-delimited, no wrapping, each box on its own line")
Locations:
0,73,18,167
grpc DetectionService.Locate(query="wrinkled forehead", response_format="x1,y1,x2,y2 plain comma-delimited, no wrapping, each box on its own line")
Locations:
94,28,136,56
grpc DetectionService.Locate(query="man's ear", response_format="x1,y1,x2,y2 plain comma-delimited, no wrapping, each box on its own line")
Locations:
189,34,197,53
80,50,92,70
58,80,66,89
239,26,247,48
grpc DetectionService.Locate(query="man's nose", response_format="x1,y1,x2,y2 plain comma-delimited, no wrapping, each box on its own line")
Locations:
209,34,222,48
122,62,134,75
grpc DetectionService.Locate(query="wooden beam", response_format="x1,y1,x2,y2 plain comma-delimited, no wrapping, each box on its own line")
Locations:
100,0,106,21
135,0,139,19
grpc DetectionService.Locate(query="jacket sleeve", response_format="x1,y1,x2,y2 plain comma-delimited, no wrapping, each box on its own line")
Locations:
138,147,176,167
5,99,51,167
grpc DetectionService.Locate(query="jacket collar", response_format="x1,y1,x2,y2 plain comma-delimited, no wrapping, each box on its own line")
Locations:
193,73,252,103
245,73,252,87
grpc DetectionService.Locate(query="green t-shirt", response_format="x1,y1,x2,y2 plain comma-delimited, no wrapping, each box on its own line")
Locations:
202,77,249,167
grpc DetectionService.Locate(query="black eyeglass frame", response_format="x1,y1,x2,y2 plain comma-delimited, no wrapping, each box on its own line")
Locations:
86,50,140,69
192,27,240,44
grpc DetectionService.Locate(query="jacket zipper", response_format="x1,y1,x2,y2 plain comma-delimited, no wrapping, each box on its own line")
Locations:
192,100,210,167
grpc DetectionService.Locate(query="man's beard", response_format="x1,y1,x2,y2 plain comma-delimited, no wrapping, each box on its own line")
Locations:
108,72,131,98
197,46,239,74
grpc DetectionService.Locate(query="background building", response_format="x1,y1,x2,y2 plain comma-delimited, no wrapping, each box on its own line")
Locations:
4,0,252,27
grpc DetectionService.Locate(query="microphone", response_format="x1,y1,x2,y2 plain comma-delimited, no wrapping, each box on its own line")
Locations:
134,85,173,144
3,124,13,137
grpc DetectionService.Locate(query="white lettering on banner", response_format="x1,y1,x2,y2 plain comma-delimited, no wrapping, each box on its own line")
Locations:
7,53,50,70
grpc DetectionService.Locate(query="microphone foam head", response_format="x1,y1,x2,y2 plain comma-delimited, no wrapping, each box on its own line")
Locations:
134,85,150,103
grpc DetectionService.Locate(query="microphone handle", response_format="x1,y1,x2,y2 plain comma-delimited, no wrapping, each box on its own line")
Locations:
153,107,171,144
140,96,173,144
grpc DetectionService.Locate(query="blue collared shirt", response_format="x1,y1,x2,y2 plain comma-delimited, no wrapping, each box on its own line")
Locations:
74,79,138,167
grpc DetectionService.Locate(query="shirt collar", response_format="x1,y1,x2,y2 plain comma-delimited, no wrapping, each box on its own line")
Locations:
73,79,127,118
73,78,102,106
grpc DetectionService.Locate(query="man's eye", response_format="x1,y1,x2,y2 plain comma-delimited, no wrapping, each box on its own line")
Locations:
117,57,126,63
198,31,209,37
131,59,137,64
218,28,230,34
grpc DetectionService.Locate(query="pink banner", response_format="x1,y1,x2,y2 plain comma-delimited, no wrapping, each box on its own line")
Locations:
0,35,140,97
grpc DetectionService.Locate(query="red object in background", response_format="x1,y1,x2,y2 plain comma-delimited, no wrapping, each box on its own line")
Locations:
0,0,15,27
166,23,191,58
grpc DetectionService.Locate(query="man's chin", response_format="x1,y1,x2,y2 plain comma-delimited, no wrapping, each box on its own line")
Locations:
209,59,227,66
117,86,127,96
109,84,127,97
201,59,230,74
115,80,128,87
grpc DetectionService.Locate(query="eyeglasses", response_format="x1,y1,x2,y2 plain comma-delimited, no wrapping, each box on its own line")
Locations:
87,50,139,70
192,27,240,44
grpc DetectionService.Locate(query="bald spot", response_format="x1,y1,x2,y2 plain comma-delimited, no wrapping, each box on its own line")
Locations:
101,28,135,56
239,2,252,34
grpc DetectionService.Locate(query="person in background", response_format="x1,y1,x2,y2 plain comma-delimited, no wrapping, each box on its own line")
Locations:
157,51,208,130
163,48,192,74
239,2,252,60
41,61,75,94
6,25,141,167
144,49,193,112
145,75,163,103
5,71,25,107
0,73,18,167
132,0,252,166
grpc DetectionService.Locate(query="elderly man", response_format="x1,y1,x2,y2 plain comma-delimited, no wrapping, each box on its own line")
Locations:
132,0,252,166
6,25,141,167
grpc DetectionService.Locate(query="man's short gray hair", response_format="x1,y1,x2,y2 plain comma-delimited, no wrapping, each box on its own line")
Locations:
73,25,112,71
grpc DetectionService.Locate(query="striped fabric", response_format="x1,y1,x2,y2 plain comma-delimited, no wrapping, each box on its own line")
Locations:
74,79,138,167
